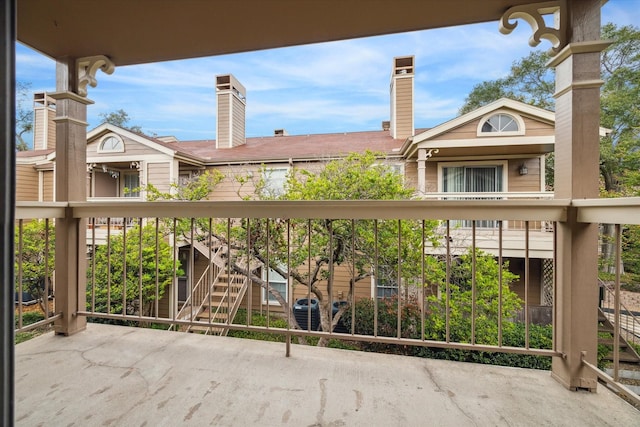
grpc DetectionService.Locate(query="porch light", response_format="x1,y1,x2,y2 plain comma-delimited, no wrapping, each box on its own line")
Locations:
519,164,528,175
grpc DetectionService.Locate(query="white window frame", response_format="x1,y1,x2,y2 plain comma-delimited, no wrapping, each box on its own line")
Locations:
122,172,140,198
476,110,525,137
437,160,508,194
262,267,288,306
261,167,289,198
98,134,125,153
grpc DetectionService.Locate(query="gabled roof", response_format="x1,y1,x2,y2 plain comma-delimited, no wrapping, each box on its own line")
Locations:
86,123,204,165
402,98,556,158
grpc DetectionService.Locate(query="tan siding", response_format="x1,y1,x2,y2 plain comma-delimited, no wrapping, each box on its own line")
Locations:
208,165,260,201
15,165,39,201
93,171,117,197
395,78,413,138
87,136,159,157
435,120,479,141
217,96,230,148
510,258,542,305
425,162,438,192
507,158,541,192
231,97,245,147
404,161,417,190
147,163,171,194
42,170,54,201
522,116,554,137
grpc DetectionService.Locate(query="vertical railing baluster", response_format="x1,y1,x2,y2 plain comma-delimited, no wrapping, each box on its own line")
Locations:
351,219,356,336
614,223,622,382
172,218,178,324
122,217,128,317
106,218,111,314
421,219,426,342
525,220,530,349
329,220,334,335
17,219,23,330
138,218,143,319
286,218,291,357
208,217,213,330
44,218,50,319
154,218,159,320
552,221,558,353
91,217,96,313
446,220,451,343
266,218,271,328
245,218,251,329
498,220,503,347
471,221,476,345
227,218,232,328
374,220,379,338
397,219,402,339
190,218,195,325
307,219,312,332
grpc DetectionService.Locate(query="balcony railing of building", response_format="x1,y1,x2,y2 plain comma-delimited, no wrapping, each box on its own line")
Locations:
13,197,640,405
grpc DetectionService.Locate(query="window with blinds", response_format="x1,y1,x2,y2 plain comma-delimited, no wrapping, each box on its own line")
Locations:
443,165,503,227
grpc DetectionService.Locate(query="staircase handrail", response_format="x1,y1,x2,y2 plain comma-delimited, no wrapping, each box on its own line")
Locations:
599,279,640,345
169,246,225,330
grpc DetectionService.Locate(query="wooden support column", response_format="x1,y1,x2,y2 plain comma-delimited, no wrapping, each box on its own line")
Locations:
417,149,427,195
51,58,93,336
549,0,607,391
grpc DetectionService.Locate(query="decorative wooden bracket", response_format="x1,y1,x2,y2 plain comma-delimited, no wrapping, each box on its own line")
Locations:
499,1,566,54
77,55,115,97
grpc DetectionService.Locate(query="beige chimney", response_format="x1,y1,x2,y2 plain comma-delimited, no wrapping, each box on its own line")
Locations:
216,74,246,149
32,92,56,151
389,56,414,140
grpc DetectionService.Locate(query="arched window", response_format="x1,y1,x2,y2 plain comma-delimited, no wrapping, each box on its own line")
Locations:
98,135,124,153
477,112,525,136
481,113,519,133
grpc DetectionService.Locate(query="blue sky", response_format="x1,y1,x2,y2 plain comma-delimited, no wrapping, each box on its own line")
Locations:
16,1,640,145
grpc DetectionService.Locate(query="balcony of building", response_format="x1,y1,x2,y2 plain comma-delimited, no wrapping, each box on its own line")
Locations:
13,198,640,424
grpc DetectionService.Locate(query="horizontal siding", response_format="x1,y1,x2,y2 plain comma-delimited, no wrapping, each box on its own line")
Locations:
436,120,478,140
42,171,54,202
87,136,159,157
404,161,417,190
15,165,39,201
425,162,438,192
394,78,413,138
217,96,230,148
522,116,553,136
231,97,245,147
507,158,541,192
147,163,171,194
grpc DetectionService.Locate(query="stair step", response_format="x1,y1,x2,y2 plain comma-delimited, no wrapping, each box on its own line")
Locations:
603,351,640,363
598,338,629,348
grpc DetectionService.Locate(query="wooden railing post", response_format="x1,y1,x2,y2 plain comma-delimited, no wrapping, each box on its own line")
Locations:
51,58,93,335
549,0,608,391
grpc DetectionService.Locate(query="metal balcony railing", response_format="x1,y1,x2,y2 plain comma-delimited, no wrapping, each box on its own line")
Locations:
13,197,640,405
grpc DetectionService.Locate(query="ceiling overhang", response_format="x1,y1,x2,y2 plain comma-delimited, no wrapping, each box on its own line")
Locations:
18,0,545,66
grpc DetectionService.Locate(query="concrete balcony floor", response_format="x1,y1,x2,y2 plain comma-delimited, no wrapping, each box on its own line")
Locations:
15,323,639,426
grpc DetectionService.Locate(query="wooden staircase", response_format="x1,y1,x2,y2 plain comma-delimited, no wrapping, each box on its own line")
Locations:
598,308,640,365
188,270,248,335
171,241,251,336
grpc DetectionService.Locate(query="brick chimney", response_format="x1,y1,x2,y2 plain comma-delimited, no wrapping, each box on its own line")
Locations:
32,92,56,150
389,56,414,140
216,74,246,149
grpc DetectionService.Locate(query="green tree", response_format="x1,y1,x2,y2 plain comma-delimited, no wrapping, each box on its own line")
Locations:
237,151,441,346
100,109,146,135
459,50,554,115
459,24,640,276
16,81,33,151
14,219,55,312
424,250,522,345
90,223,183,317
